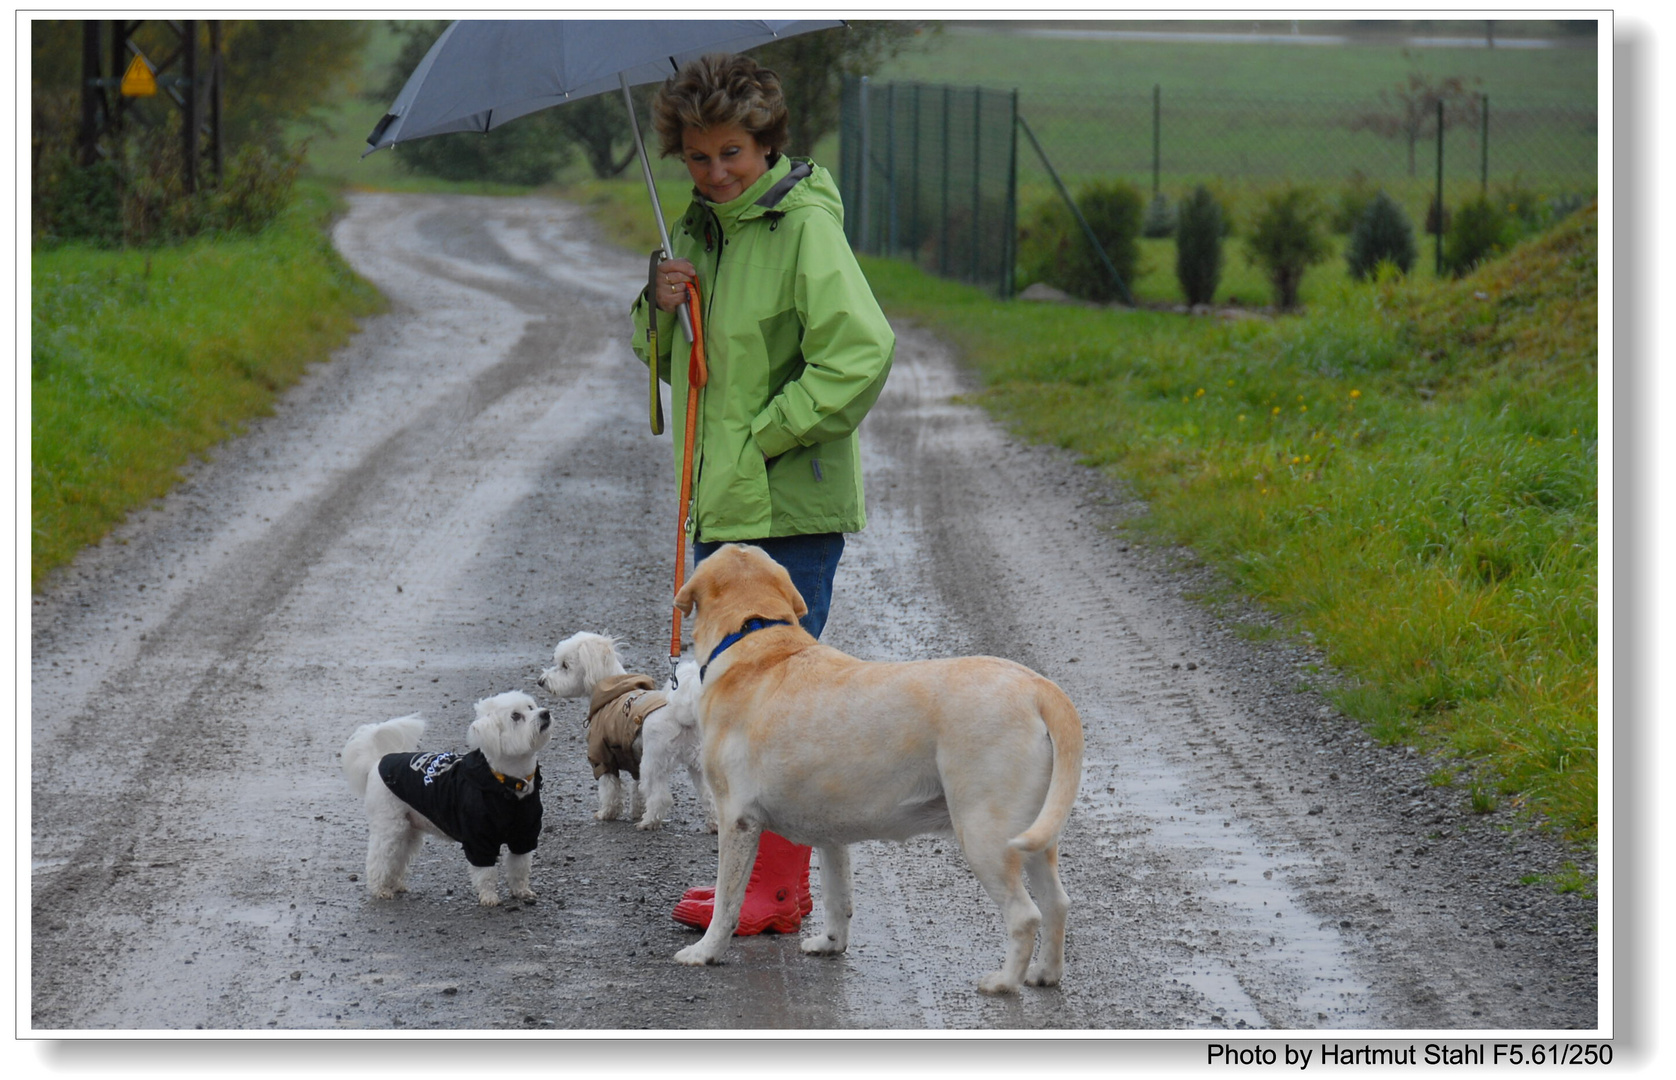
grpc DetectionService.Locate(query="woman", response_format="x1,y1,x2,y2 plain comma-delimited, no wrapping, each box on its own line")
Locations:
631,53,894,935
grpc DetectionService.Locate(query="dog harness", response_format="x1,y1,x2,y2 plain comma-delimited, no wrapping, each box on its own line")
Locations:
700,618,792,679
586,674,668,780
377,749,543,868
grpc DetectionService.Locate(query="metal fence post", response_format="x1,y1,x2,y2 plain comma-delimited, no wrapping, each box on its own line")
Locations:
182,19,198,194
1435,98,1445,276
1004,88,1019,299
886,82,898,257
1481,93,1489,195
911,83,922,259
971,88,982,283
940,84,951,277
858,76,871,253
1152,83,1161,196
1017,113,1133,305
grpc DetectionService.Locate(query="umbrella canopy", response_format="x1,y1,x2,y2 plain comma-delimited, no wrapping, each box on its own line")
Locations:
365,19,842,152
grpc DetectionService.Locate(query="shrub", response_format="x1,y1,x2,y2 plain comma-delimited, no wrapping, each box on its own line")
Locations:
1442,196,1517,277
33,118,302,247
1174,185,1224,306
1142,191,1177,238
1345,190,1418,280
36,157,123,245
1244,186,1330,311
1329,170,1378,234
1016,180,1143,304
1425,195,1452,237
1495,176,1547,232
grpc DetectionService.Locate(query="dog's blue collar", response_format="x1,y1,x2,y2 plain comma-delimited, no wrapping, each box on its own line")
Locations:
700,618,791,680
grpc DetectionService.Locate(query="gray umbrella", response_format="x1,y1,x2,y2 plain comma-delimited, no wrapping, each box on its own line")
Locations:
364,18,842,312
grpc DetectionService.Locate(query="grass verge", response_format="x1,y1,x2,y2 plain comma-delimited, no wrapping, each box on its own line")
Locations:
30,179,386,588
865,205,1598,845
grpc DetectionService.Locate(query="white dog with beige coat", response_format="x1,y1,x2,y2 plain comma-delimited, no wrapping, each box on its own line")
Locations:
670,543,1084,994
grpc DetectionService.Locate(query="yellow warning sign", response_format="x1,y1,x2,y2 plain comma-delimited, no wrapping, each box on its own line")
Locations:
120,55,157,97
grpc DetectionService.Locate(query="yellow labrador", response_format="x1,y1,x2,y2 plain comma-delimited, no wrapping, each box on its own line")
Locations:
672,543,1084,994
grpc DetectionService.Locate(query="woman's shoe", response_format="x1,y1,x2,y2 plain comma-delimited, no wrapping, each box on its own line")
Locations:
671,830,812,934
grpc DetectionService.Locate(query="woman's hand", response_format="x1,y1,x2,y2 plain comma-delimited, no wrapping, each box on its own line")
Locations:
654,258,698,313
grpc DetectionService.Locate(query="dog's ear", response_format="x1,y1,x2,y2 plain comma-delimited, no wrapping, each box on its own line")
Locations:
467,700,502,759
769,558,809,620
674,571,699,616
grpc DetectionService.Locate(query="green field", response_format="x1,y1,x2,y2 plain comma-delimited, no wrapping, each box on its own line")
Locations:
873,24,1598,203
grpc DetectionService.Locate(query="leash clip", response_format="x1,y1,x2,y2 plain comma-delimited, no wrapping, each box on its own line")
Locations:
668,653,682,691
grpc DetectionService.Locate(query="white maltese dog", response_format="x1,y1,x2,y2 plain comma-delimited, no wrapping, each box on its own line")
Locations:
341,691,552,905
538,632,711,831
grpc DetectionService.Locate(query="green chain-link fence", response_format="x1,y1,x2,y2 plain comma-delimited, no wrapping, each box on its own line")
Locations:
839,76,1019,297
1016,84,1596,212
840,74,1596,297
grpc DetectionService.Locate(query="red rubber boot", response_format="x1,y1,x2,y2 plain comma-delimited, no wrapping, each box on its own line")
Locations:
672,830,812,934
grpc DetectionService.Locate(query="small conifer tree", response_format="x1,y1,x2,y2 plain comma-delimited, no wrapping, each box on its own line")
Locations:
1346,191,1418,280
1174,186,1224,307
1245,186,1329,311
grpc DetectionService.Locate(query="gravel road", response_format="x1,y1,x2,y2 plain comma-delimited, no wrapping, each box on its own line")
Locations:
28,191,1597,1033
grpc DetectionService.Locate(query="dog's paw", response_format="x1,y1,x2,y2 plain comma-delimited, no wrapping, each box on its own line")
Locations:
634,817,663,831
1024,964,1062,988
673,943,722,967
477,893,501,907
800,932,848,956
593,809,617,822
511,887,537,901
976,971,1022,995
370,886,397,900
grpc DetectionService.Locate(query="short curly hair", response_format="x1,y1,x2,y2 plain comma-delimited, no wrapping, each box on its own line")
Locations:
651,53,789,159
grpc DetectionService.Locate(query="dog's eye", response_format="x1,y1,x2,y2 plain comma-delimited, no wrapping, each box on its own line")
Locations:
511,711,523,722
560,661,570,670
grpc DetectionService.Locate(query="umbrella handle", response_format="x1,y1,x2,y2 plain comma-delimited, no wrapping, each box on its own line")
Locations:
670,281,706,670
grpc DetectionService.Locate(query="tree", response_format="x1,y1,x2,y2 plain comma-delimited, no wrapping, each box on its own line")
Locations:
1175,186,1225,307
1244,186,1330,311
31,20,367,243
1350,53,1482,177
551,85,656,179
750,22,935,158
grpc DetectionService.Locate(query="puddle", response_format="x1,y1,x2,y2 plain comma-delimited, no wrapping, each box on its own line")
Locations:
1094,755,1376,1027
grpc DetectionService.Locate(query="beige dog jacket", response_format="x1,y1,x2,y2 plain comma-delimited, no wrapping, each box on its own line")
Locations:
586,674,667,780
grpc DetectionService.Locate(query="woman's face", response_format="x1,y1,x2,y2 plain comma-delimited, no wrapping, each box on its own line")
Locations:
680,123,770,205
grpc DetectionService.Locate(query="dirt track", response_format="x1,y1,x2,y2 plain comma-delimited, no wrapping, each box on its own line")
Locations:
28,192,1597,1032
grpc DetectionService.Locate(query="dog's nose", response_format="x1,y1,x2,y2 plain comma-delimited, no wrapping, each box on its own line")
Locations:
539,709,551,730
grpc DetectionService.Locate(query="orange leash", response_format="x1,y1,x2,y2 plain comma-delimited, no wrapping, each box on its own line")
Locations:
670,281,708,682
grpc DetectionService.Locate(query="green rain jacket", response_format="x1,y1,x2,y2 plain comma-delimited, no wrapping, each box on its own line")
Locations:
631,155,894,543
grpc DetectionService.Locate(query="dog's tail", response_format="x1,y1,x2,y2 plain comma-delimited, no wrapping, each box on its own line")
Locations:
341,714,426,798
1008,680,1085,853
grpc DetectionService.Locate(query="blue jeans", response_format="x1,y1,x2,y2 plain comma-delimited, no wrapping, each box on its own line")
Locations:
693,533,846,640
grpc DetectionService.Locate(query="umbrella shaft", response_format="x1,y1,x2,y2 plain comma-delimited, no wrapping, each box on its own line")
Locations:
621,73,694,342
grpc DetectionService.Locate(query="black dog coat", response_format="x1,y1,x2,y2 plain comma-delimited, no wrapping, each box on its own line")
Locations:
378,749,542,868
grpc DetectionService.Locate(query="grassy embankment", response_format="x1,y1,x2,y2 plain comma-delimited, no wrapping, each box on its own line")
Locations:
584,178,1597,849
30,182,385,588
871,210,1599,850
